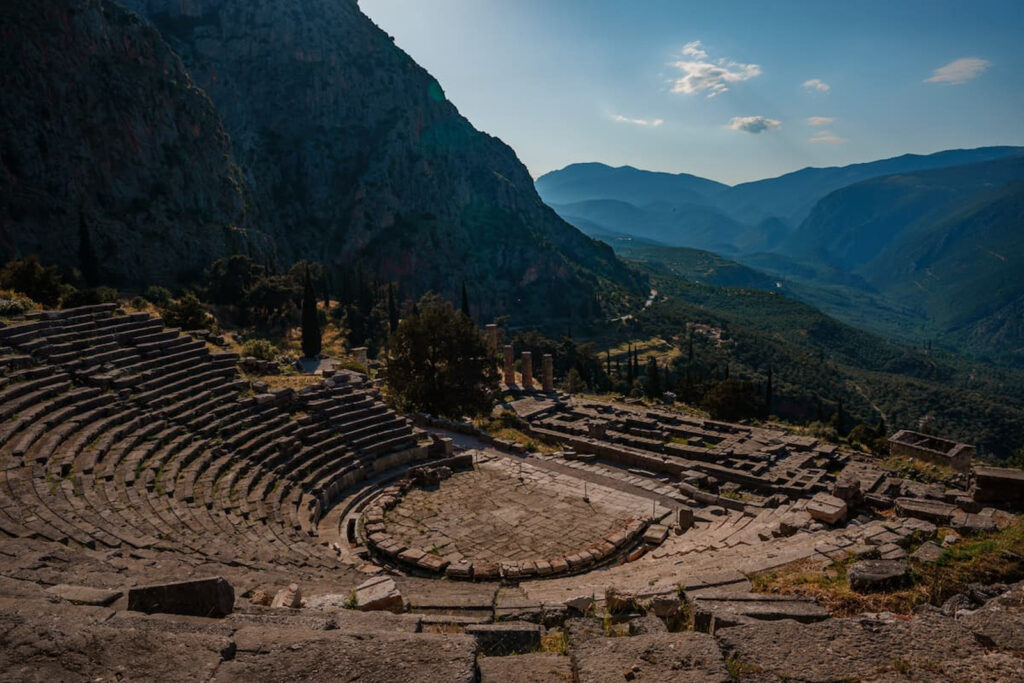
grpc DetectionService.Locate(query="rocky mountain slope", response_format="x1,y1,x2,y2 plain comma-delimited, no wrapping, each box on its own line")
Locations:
768,156,1024,361
0,0,264,286
114,0,639,320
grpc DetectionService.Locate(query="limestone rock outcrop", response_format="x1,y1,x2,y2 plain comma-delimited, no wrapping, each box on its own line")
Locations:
0,0,267,286
115,0,640,320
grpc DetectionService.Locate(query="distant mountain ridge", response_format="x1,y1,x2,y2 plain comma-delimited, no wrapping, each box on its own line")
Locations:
536,162,728,207
536,147,1024,251
541,148,1024,364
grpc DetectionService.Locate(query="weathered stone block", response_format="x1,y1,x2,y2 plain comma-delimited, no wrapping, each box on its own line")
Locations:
848,560,908,592
46,584,122,607
643,524,669,546
271,583,301,609
355,576,404,613
128,576,234,618
465,622,541,656
807,492,847,525
911,541,944,563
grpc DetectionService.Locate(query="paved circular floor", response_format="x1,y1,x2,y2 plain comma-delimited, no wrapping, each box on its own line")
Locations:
380,456,657,566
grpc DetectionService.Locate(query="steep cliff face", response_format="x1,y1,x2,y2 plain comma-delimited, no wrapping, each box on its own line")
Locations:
118,0,638,319
0,0,266,286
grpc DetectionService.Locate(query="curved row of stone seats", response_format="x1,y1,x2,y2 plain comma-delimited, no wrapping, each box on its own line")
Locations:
290,380,422,524
0,363,308,566
0,306,429,574
0,312,333,569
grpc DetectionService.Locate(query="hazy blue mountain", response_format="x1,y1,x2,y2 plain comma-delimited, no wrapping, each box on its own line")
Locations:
615,244,780,291
538,147,1024,253
867,181,1024,362
536,162,728,207
722,146,1024,228
783,155,1024,271
779,155,1024,363
550,198,748,253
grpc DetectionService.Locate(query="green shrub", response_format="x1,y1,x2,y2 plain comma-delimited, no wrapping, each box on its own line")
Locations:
0,256,64,307
144,285,173,305
0,289,35,316
129,296,148,310
61,286,119,309
161,293,210,330
241,338,279,361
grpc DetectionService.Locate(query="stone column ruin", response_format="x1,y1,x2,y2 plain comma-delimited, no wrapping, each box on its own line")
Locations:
503,345,515,386
521,351,533,389
542,353,554,392
485,324,499,353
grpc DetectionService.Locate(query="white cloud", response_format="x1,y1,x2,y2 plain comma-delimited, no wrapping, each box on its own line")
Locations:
681,40,708,59
670,41,761,98
612,114,664,127
925,57,991,84
726,116,781,134
807,116,834,126
809,130,847,144
803,78,831,93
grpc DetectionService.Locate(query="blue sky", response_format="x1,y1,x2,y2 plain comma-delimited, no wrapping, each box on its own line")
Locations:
359,0,1024,184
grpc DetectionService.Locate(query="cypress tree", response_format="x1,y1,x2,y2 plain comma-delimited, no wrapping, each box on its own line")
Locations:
461,282,470,318
78,210,99,287
765,366,773,418
833,397,845,435
301,266,321,359
387,283,399,332
645,357,660,398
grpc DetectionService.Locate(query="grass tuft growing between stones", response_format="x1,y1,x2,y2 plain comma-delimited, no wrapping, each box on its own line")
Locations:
540,629,568,655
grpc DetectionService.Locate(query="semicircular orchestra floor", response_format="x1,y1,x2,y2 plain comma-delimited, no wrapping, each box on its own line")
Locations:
361,454,668,580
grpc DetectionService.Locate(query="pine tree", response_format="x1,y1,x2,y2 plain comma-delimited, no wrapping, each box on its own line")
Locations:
301,266,321,359
764,366,773,418
78,210,99,287
460,282,470,318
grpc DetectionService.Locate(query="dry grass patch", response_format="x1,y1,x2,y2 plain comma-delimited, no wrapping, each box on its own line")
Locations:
750,556,928,617
253,372,323,392
751,517,1024,616
878,454,958,484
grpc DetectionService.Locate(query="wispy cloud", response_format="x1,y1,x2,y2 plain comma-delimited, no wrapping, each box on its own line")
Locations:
807,116,834,126
803,78,831,93
670,41,761,98
612,114,664,127
726,116,781,134
925,57,991,84
809,130,846,144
